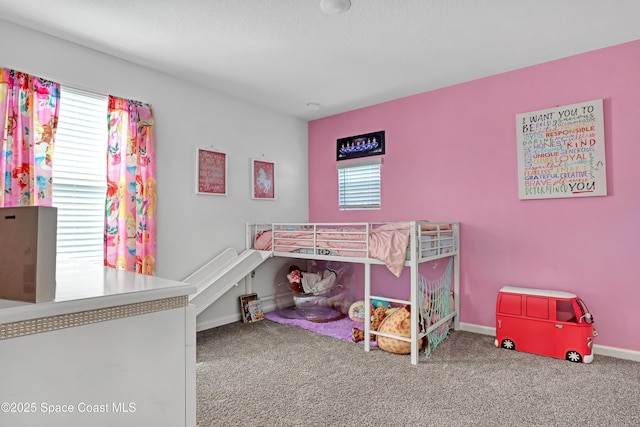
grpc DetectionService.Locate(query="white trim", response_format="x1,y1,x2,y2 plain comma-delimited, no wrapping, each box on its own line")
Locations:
195,296,279,332
460,322,640,363
196,313,239,332
197,315,640,363
460,322,495,336
593,344,640,363
185,304,196,427
336,156,382,170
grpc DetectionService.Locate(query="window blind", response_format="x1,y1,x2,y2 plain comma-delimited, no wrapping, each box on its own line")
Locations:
52,87,108,264
337,160,381,210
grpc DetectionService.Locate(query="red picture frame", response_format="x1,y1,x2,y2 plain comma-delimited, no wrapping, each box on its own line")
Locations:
196,148,227,195
251,159,275,200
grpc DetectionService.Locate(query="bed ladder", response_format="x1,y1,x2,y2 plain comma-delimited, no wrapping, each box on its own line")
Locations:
185,248,272,315
363,222,460,365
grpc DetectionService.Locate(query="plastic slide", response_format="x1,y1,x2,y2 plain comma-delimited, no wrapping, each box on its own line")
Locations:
185,248,271,315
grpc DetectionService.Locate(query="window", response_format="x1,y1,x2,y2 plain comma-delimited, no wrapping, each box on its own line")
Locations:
526,296,549,320
556,300,577,323
52,87,108,264
337,158,381,210
498,294,522,316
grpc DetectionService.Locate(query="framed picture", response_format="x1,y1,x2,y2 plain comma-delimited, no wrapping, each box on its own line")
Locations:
516,99,606,200
336,130,385,161
196,148,227,195
251,158,275,200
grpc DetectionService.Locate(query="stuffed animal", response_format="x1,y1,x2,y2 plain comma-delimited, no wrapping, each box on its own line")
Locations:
348,300,367,323
377,305,424,354
352,305,423,355
352,306,388,341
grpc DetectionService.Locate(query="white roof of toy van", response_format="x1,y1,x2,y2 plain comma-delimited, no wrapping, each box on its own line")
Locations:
499,285,578,299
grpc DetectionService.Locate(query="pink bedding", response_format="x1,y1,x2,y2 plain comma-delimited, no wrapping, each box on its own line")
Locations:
254,222,415,277
369,223,411,277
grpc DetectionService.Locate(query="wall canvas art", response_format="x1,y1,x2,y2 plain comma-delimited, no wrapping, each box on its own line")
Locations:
336,130,385,161
516,99,606,200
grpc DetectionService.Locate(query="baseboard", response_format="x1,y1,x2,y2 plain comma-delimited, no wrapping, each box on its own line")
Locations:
199,315,640,362
459,322,640,363
460,322,495,336
195,297,279,332
592,344,640,362
196,313,240,332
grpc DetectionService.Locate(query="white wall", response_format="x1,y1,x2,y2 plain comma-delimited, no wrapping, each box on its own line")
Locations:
0,20,308,327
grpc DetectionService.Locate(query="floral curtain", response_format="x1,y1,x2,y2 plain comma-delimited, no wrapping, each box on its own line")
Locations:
0,68,60,207
105,96,157,275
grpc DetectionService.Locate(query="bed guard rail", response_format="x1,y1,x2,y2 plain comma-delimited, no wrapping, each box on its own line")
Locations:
247,221,458,261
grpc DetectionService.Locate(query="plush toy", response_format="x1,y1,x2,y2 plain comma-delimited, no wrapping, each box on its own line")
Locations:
377,306,423,354
349,300,392,323
351,306,388,341
352,305,423,355
371,299,391,309
348,300,367,323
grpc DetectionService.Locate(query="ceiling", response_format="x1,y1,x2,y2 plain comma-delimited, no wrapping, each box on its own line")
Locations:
2,0,640,121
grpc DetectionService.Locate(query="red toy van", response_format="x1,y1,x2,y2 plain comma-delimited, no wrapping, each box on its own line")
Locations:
495,286,597,363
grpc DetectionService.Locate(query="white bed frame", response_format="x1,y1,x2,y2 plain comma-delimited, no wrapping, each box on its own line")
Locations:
246,221,460,365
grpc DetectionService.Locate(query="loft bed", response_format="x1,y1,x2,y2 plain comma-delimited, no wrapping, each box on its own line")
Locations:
246,221,460,365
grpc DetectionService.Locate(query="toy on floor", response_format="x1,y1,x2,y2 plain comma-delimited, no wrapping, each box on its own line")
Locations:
287,264,337,295
351,306,388,340
285,264,349,323
348,299,391,323
352,305,423,354
348,300,367,323
495,286,598,363
371,299,391,309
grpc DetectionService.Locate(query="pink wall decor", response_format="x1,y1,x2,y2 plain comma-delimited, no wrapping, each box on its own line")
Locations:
196,148,227,195
252,159,276,200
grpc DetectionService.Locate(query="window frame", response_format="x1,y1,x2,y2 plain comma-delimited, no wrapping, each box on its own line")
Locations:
337,157,382,210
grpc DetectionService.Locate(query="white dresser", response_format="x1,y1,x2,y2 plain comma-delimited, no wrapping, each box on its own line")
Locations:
0,263,196,427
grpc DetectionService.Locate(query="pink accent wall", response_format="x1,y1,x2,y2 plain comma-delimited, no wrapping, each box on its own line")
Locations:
308,39,640,353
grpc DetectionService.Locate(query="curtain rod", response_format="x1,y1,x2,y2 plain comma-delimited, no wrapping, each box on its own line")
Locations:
60,82,150,106
2,65,149,105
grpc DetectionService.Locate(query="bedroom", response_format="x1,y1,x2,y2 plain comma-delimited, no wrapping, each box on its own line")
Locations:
0,1,639,425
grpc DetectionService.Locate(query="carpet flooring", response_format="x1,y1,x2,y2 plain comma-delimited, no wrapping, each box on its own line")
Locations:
196,319,640,426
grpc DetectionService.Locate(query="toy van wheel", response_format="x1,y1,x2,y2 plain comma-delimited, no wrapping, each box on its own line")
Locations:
501,339,515,350
566,351,582,363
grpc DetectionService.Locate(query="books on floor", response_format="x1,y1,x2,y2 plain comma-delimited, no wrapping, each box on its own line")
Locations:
240,293,264,323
